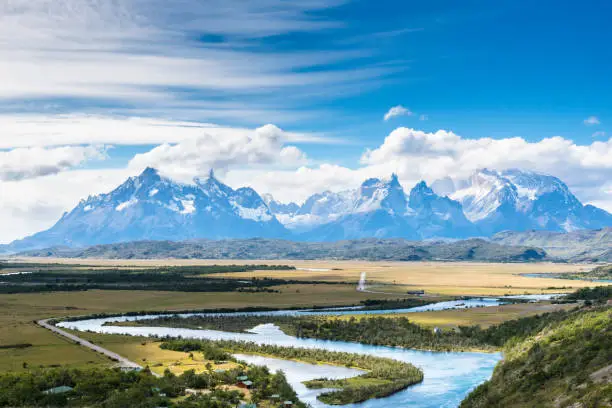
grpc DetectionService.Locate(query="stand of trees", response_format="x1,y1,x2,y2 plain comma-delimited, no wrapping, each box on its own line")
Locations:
161,339,424,405
0,364,304,407
0,264,339,294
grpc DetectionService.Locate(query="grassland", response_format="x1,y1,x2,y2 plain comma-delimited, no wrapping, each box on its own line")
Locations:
206,260,597,296
11,258,601,295
1,259,606,373
62,331,240,377
0,283,395,372
336,302,577,329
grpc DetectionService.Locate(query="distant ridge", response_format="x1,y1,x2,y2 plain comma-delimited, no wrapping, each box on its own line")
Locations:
16,238,547,263
2,167,611,253
492,227,612,262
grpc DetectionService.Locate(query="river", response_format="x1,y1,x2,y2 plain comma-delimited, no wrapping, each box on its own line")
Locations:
58,295,558,407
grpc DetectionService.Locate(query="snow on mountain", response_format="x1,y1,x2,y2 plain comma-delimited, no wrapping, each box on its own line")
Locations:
297,174,418,241
5,167,611,252
408,181,477,238
445,169,612,234
8,168,287,251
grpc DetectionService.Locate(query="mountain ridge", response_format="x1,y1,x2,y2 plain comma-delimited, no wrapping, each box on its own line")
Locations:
13,237,548,262
2,167,611,252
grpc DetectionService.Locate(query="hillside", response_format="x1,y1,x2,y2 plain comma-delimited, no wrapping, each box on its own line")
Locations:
16,237,547,262
460,307,612,408
492,228,612,262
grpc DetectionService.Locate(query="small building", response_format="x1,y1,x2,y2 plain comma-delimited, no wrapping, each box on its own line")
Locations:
120,366,142,372
271,394,281,399
433,327,441,335
43,386,73,395
238,380,253,389
407,290,425,295
236,375,249,381
283,401,294,407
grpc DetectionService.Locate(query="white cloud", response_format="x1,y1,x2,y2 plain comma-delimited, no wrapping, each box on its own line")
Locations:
2,126,611,244
0,168,130,243
383,105,413,121
419,114,428,121
0,114,331,148
361,128,612,206
584,116,601,126
592,131,606,138
128,124,308,182
0,145,107,181
0,0,396,123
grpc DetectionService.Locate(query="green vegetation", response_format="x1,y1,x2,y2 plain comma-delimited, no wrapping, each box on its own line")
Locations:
161,339,424,405
556,264,612,281
114,303,588,353
564,285,611,303
359,297,436,310
461,307,612,408
0,363,304,407
294,316,492,351
0,264,344,294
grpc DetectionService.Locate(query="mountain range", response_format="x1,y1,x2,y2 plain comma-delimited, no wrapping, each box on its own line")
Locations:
2,167,611,252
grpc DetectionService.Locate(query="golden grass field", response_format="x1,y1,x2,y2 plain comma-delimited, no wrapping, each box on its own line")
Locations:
335,301,577,328
13,258,600,296
0,283,394,372
0,259,606,372
203,260,597,296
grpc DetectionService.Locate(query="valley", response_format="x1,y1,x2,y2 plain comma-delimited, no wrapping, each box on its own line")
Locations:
0,259,609,407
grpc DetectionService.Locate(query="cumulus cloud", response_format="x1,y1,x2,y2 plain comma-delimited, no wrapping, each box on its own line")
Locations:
584,116,601,126
128,124,308,181
0,145,107,181
2,127,612,244
384,105,413,121
0,168,130,243
361,128,612,206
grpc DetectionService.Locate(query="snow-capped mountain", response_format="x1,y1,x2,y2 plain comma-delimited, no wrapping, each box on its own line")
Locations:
273,175,472,241
5,167,611,251
408,181,477,238
298,174,418,241
8,168,287,251
443,169,612,234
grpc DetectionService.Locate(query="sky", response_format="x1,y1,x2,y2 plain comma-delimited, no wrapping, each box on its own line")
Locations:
0,0,611,243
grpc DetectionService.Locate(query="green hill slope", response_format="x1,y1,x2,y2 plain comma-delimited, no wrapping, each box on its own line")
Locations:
461,307,612,408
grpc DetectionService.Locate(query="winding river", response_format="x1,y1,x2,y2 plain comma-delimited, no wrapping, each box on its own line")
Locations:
58,296,559,408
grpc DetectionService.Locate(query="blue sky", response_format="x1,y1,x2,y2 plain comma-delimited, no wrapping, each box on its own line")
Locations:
0,0,611,242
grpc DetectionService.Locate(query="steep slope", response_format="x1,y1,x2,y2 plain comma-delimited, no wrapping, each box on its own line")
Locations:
492,228,612,262
447,169,612,235
461,307,612,408
299,174,419,240
7,168,287,251
408,181,478,238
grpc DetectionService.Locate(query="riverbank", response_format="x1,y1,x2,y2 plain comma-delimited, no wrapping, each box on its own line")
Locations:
161,339,424,405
